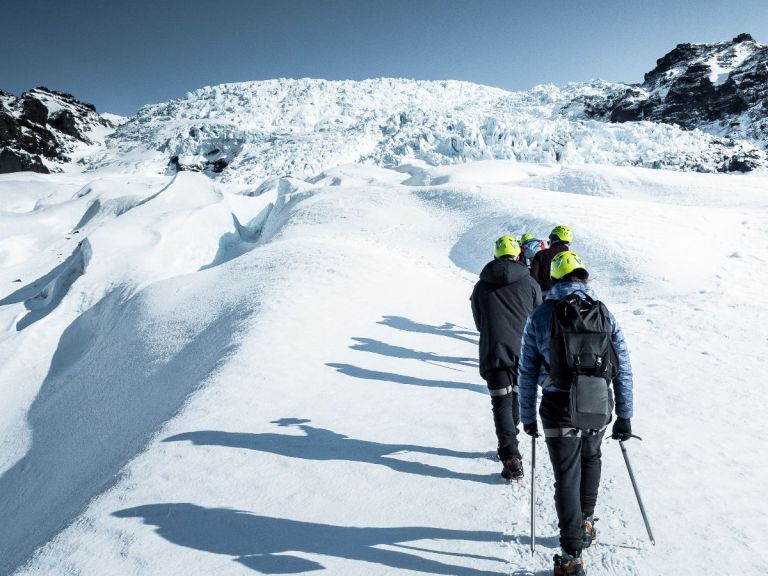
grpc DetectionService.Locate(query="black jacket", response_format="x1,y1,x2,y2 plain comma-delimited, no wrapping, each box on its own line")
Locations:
529,241,569,293
471,258,542,378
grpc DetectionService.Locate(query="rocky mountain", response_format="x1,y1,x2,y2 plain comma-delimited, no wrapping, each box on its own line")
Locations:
0,87,116,174
582,34,768,158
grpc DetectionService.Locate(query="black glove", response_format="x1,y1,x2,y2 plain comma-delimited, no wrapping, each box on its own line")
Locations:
523,422,540,438
611,417,632,441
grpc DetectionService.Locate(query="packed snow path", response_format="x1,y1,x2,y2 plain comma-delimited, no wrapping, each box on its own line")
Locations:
1,161,767,575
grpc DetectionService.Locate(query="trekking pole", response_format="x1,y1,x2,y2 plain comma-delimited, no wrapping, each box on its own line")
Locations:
619,439,656,545
530,435,536,555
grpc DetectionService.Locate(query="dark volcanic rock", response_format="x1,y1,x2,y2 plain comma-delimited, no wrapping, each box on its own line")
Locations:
21,97,49,125
168,150,230,174
734,33,755,43
211,158,228,173
0,111,22,142
644,43,709,85
0,148,49,174
0,87,108,172
17,118,64,160
49,109,82,140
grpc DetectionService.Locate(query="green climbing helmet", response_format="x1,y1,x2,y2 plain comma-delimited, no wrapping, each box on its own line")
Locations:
550,250,587,280
520,232,535,243
549,225,573,243
494,235,521,259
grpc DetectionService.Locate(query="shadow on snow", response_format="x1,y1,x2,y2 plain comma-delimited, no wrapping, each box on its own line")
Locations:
113,502,505,575
326,362,485,395
350,337,478,369
377,315,479,345
0,287,244,575
164,419,496,485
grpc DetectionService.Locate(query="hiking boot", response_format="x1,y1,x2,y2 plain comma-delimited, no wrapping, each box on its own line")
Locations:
582,516,598,548
553,551,586,576
501,457,524,482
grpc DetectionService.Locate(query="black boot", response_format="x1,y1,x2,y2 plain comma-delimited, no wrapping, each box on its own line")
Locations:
501,456,524,482
553,551,586,576
581,516,598,548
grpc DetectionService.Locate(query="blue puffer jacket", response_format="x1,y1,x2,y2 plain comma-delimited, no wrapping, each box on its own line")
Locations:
518,281,634,425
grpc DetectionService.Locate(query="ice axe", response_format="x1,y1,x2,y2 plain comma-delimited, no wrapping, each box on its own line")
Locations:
619,436,656,545
530,434,536,555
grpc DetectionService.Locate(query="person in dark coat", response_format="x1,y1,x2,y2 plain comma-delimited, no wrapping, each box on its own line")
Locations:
529,225,573,297
470,235,542,481
519,250,634,576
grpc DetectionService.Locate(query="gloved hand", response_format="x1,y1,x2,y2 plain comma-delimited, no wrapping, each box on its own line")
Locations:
611,417,632,441
523,422,540,438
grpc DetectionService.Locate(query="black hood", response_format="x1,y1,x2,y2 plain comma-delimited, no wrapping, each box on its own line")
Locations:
479,258,530,286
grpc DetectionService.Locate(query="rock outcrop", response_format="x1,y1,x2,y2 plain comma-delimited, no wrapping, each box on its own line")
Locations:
0,87,114,174
583,34,768,167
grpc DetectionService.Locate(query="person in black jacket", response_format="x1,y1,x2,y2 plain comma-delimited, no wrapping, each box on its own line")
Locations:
471,235,542,480
530,225,573,297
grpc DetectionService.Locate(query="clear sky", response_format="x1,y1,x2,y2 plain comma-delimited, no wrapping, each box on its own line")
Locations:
2,0,767,116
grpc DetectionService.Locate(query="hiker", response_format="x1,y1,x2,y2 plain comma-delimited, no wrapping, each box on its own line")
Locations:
470,236,542,481
529,225,573,297
519,232,546,269
518,251,634,576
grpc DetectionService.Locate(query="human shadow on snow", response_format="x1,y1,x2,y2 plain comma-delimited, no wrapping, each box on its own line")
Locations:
164,419,496,484
377,316,479,345
326,363,485,395
350,337,478,368
113,502,504,575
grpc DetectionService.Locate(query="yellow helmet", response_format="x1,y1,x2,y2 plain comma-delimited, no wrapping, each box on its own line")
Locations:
550,250,587,280
520,232,535,243
494,235,521,259
550,225,573,243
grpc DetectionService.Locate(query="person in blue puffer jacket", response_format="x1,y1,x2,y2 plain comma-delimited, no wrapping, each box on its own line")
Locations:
518,250,634,576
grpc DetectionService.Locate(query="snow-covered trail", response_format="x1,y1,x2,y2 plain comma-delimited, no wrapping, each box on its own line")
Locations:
2,161,767,575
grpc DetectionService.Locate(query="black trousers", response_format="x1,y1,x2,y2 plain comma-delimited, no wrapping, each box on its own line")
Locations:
540,391,605,556
485,369,521,461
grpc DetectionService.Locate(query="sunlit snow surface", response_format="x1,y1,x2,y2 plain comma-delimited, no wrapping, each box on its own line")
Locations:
1,160,767,575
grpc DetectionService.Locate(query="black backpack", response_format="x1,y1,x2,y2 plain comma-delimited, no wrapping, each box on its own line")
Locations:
549,292,618,431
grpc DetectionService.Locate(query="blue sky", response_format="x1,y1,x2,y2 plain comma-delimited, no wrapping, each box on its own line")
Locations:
2,0,767,115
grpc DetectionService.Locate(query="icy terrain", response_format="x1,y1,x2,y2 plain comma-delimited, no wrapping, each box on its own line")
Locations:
87,78,767,182
1,158,766,575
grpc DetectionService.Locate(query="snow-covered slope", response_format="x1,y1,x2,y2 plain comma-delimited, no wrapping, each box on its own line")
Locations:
87,77,767,183
1,160,767,575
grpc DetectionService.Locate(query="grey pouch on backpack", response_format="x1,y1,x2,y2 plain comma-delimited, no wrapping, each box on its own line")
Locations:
569,375,614,430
